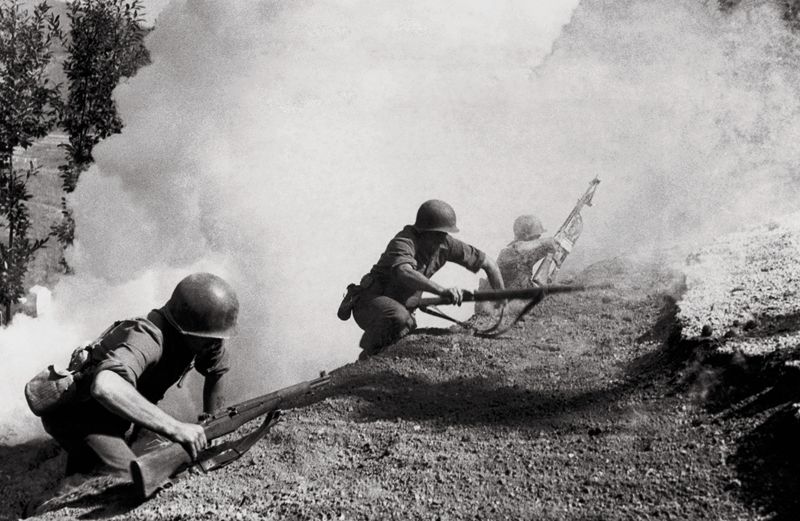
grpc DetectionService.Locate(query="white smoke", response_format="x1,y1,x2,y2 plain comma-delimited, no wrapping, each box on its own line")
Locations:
527,0,800,267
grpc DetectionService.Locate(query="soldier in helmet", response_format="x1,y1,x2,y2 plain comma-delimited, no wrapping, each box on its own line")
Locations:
340,200,505,359
36,272,239,487
497,215,557,288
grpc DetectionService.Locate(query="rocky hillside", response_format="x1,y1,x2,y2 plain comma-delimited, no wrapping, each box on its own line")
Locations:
677,213,800,357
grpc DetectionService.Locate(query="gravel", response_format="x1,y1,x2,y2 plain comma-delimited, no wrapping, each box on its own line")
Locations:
677,213,800,356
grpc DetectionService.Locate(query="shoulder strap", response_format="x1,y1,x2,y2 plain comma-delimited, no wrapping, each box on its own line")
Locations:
88,321,123,348
66,321,123,372
73,317,162,371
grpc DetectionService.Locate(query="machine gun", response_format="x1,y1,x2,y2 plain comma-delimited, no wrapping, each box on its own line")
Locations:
131,373,331,499
533,177,600,284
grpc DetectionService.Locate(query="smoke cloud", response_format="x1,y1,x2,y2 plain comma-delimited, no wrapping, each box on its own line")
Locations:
2,0,800,441
535,0,800,268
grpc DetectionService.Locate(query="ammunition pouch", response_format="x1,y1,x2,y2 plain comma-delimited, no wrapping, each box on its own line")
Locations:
337,283,361,321
337,274,380,321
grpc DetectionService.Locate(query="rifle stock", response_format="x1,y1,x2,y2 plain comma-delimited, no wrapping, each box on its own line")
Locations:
131,373,330,499
406,283,607,309
131,442,192,499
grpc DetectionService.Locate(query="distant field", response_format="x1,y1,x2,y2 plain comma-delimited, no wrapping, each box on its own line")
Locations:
10,132,68,289
6,2,74,292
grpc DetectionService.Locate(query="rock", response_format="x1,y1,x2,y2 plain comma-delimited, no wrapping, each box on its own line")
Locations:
724,479,742,490
701,324,713,337
743,319,758,331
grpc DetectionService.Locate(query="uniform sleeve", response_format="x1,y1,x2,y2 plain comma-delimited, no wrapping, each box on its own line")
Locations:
91,322,161,386
445,236,486,273
518,239,555,264
383,236,418,270
195,343,231,378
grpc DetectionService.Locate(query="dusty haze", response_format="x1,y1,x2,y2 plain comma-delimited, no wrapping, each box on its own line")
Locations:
2,0,800,442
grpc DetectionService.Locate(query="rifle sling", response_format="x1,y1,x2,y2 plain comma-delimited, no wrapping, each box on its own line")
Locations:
418,305,475,329
418,294,541,339
479,305,508,335
170,409,282,485
475,298,541,338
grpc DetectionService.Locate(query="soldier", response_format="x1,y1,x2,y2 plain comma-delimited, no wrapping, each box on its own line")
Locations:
340,199,505,359
38,272,239,485
497,215,558,289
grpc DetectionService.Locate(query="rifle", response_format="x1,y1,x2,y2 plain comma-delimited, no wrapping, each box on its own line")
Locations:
533,177,600,284
405,284,593,309
406,284,606,337
130,373,331,499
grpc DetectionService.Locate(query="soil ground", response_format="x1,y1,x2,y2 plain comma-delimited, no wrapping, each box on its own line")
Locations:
5,251,800,520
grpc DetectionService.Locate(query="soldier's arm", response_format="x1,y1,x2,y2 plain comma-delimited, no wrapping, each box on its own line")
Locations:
91,369,208,458
203,373,226,414
481,256,505,291
480,256,507,310
517,238,557,262
396,263,464,305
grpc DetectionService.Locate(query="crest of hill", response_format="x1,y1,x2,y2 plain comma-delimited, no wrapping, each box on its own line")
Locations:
677,212,800,356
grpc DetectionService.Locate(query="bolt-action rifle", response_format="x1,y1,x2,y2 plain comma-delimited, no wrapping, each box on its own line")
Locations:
533,177,600,285
406,284,606,337
405,284,593,309
130,373,331,499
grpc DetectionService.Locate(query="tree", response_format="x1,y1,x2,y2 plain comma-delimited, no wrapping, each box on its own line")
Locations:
0,0,62,324
53,0,150,268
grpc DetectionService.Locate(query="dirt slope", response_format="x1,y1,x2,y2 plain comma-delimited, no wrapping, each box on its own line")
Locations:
5,251,800,520
677,214,800,356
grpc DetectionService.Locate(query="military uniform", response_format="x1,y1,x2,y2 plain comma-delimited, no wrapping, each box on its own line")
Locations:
353,225,486,356
41,309,230,475
496,238,556,289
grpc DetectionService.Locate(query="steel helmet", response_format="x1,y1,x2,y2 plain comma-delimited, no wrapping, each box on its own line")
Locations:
163,273,239,339
414,200,459,233
513,215,545,241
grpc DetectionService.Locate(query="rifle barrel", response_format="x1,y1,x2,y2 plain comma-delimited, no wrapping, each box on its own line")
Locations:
412,283,608,308
204,375,330,439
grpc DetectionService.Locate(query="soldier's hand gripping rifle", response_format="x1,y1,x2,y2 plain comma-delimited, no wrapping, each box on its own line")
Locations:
406,284,604,337
533,177,600,285
130,373,331,499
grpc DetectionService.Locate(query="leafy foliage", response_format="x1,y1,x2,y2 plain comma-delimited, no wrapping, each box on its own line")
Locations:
53,0,150,274
58,0,150,194
0,0,62,151
0,0,61,323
